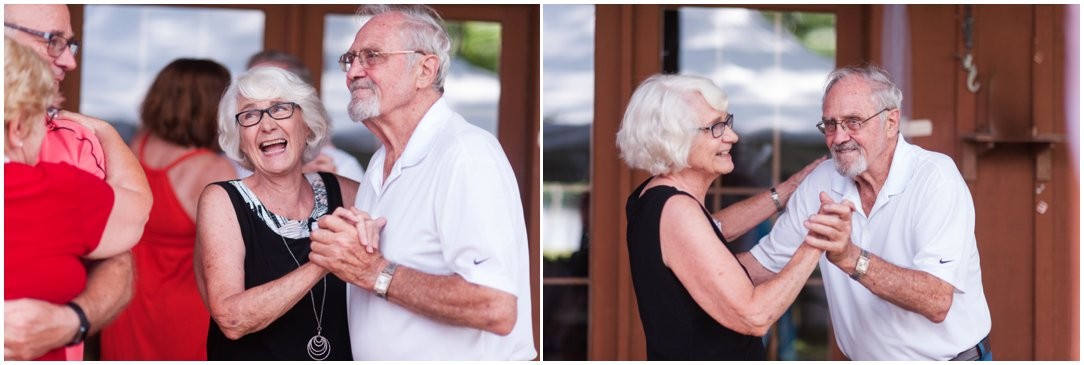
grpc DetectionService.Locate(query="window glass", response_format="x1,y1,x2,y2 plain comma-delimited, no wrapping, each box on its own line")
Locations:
541,4,594,361
321,14,501,168
81,5,264,140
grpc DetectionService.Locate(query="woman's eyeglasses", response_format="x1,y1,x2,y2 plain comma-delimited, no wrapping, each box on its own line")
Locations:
235,102,299,127
697,113,735,138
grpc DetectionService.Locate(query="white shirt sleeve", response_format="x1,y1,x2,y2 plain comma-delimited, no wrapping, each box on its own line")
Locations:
906,166,975,293
432,139,523,296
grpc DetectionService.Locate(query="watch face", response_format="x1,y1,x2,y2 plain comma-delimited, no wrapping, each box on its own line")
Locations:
856,257,870,272
375,272,392,297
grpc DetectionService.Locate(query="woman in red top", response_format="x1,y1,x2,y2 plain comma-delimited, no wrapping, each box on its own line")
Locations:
3,37,141,361
98,59,236,360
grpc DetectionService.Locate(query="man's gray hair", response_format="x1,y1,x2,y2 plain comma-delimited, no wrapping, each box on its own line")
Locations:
617,74,729,175
823,64,903,122
357,4,451,92
217,67,330,171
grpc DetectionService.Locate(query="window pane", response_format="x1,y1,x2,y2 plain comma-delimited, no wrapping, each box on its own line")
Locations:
668,7,835,360
673,7,831,189
81,5,264,140
542,4,593,265
321,14,501,168
541,4,594,361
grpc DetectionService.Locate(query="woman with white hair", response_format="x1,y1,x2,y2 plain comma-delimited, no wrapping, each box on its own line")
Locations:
194,67,357,360
618,74,824,360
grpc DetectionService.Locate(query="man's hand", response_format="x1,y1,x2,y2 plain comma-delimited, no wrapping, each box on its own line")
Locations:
802,191,857,263
55,110,111,136
309,207,387,289
301,153,337,175
4,299,78,360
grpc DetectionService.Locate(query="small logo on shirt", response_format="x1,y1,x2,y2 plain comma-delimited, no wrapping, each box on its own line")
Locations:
473,257,490,265
939,258,954,264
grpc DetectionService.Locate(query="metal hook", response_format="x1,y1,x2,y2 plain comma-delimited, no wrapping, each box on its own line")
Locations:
962,53,981,93
960,6,980,93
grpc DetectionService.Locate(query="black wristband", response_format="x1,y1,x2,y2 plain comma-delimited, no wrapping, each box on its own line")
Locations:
65,302,89,346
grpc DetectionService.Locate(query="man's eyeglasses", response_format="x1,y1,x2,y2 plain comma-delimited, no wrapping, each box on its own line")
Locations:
697,113,735,138
4,23,79,57
817,108,891,135
338,49,424,72
235,102,299,127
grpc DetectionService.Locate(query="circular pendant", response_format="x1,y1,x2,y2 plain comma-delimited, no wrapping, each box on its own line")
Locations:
308,334,331,361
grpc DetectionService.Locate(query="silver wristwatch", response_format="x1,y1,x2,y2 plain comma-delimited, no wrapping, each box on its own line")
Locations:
850,249,870,281
374,262,399,299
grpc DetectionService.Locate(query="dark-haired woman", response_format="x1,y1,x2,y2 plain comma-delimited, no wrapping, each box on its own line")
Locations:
100,59,236,360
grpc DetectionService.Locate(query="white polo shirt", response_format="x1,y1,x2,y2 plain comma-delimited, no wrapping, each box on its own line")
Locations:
348,98,536,360
750,137,991,360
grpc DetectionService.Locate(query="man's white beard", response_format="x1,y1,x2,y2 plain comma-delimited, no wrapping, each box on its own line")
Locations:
348,79,381,122
831,141,868,178
349,95,380,122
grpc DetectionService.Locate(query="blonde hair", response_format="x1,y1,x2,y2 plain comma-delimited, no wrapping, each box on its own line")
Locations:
4,36,54,145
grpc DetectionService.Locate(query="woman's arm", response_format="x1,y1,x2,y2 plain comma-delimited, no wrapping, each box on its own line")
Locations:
58,110,151,259
336,175,360,211
713,156,825,241
194,184,328,340
661,195,822,336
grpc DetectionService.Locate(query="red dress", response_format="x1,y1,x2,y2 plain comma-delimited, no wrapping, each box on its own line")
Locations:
4,161,113,361
99,136,212,360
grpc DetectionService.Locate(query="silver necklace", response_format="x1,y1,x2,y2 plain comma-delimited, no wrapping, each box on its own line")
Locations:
279,234,330,361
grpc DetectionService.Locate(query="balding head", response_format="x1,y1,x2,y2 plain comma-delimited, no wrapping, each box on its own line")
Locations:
4,4,77,83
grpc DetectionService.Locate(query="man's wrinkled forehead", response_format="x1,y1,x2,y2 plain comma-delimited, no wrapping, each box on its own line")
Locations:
5,4,73,35
353,12,406,49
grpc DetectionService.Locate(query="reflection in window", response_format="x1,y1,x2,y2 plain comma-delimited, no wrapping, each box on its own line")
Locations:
81,5,264,140
321,14,501,168
666,7,834,360
541,4,594,361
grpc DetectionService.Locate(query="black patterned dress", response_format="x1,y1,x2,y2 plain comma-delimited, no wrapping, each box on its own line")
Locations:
206,172,353,360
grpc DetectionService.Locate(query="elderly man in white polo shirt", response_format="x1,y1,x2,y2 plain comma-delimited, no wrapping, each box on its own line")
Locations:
736,64,992,360
307,4,536,361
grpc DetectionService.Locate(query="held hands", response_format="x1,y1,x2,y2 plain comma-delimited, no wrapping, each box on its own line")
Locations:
4,299,77,360
802,191,856,263
55,110,113,136
309,207,387,289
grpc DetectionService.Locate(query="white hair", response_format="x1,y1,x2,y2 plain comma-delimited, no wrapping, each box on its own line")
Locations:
616,74,729,175
217,67,329,171
823,64,903,124
357,4,452,92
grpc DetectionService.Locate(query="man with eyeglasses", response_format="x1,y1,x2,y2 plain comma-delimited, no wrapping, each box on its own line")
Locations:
4,4,151,361
735,64,992,360
308,4,536,360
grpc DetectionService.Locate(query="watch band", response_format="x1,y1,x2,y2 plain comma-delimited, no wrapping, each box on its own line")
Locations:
770,187,784,212
374,262,399,299
850,249,871,281
65,302,89,346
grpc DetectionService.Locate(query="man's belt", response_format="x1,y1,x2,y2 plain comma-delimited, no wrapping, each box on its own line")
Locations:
950,335,991,361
